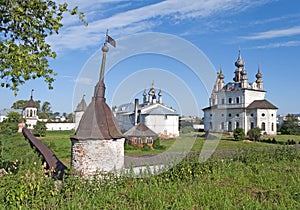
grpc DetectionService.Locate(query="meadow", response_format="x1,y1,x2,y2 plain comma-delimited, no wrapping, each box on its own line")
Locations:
0,131,299,209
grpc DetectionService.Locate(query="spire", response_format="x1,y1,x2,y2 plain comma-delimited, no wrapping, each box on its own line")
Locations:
73,32,123,140
235,49,245,68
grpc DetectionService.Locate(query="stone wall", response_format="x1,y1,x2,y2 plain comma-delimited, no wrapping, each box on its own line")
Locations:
71,138,125,177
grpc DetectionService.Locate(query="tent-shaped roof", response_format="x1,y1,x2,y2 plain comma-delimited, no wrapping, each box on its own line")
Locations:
26,96,37,108
75,96,87,112
247,100,277,109
124,123,157,138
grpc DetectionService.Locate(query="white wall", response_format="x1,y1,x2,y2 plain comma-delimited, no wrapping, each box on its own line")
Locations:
46,123,75,131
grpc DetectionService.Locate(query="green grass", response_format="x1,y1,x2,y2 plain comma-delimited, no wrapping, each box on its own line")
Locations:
0,130,299,209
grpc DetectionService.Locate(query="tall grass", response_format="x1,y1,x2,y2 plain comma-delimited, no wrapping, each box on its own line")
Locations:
0,132,299,209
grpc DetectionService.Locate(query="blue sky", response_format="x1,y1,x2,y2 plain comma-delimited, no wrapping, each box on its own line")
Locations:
1,0,300,116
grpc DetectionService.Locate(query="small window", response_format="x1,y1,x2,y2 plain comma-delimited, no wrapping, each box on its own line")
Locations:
236,97,240,104
236,121,239,128
271,123,274,131
271,114,274,117
222,99,225,104
221,114,224,117
251,122,254,129
210,122,213,130
251,113,254,117
229,98,232,104
221,122,225,130
236,114,239,117
210,114,212,117
261,122,266,131
228,113,232,117
262,113,265,117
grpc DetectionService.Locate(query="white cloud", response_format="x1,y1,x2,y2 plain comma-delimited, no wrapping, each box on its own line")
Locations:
252,40,300,49
49,0,272,52
241,26,300,40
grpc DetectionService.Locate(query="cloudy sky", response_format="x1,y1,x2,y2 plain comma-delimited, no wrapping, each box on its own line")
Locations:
1,0,300,116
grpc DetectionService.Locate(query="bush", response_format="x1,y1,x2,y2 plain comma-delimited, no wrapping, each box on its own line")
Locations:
32,121,47,137
152,138,166,150
141,143,151,151
181,126,194,134
0,121,18,134
233,127,245,141
247,127,261,141
124,142,139,150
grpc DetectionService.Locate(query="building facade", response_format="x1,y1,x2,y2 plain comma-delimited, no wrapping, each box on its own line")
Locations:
203,51,278,135
114,84,179,138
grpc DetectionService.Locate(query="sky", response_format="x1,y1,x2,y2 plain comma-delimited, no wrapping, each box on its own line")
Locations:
1,0,300,116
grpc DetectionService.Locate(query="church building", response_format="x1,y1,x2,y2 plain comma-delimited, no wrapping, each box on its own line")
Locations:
203,51,278,135
114,83,179,138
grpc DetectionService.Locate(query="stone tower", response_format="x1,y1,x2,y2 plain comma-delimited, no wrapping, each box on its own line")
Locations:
74,95,87,131
70,34,124,177
23,89,38,129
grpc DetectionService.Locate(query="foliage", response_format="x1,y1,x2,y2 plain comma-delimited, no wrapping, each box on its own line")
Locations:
32,121,46,137
181,126,194,134
152,138,166,150
124,142,139,150
141,143,151,151
5,111,22,122
233,127,245,141
0,131,299,209
11,99,27,109
0,121,18,134
247,127,261,141
280,114,300,135
0,0,86,94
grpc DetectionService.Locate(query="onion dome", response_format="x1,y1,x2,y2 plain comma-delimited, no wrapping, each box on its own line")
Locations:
218,67,225,80
241,69,247,76
235,50,245,68
256,65,262,79
26,89,37,108
158,89,162,96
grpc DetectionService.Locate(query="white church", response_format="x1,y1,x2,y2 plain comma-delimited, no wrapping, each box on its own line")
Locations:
203,51,278,135
114,83,179,138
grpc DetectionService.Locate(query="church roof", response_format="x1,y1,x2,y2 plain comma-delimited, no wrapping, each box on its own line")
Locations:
26,96,37,108
247,100,278,109
75,97,87,112
71,44,123,140
123,123,157,138
141,104,178,115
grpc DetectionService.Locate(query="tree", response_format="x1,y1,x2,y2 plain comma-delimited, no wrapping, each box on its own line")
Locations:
41,101,51,114
11,99,28,109
6,111,22,122
0,0,86,94
280,114,300,135
247,127,261,141
233,127,245,141
33,121,46,137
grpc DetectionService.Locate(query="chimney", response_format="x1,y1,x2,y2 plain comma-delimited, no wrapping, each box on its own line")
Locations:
134,98,139,125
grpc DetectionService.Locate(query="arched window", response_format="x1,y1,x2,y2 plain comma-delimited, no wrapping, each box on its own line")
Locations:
30,110,33,117
222,98,225,104
236,121,239,128
236,97,240,104
271,123,274,131
229,98,232,104
251,122,254,129
228,121,232,132
210,122,213,130
221,122,224,130
261,122,266,131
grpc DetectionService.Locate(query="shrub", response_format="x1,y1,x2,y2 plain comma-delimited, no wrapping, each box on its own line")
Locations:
181,126,194,134
152,138,166,150
141,143,151,151
32,121,47,137
247,127,261,141
233,127,245,141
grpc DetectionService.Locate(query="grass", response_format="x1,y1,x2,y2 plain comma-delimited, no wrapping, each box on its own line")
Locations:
0,130,299,209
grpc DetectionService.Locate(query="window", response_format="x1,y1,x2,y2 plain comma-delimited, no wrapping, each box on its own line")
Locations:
221,114,224,117
236,114,239,117
251,113,254,117
271,123,274,131
261,122,266,131
262,113,265,117
228,121,232,132
228,113,232,117
210,122,213,130
251,122,254,129
236,97,240,104
30,110,33,117
236,121,239,128
222,98,225,104
221,122,224,130
229,98,232,104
